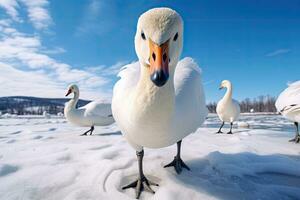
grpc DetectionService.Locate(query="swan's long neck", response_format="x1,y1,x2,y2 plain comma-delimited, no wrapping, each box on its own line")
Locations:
66,91,79,111
132,62,176,126
223,84,233,102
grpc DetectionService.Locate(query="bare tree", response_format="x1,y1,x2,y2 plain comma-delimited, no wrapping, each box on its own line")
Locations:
208,95,276,113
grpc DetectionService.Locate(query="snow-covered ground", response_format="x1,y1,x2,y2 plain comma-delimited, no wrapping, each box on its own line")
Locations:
0,114,300,200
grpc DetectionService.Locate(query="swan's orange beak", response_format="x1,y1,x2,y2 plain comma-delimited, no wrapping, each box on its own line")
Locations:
65,89,72,97
149,39,169,87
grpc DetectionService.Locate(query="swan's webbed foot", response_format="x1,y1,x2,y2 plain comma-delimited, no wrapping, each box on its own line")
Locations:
164,140,190,174
80,126,94,136
216,130,223,134
290,122,300,143
122,150,158,199
122,176,158,199
227,131,233,134
164,156,190,174
289,135,300,143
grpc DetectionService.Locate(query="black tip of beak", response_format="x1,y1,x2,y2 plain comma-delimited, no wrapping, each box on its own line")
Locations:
65,89,71,97
150,70,169,87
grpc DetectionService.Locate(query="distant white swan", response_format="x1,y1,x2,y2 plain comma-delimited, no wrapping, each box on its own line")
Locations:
275,80,300,143
112,8,207,198
64,84,114,136
216,80,240,134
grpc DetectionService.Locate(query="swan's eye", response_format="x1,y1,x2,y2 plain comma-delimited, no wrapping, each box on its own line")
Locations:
141,32,146,40
173,32,178,41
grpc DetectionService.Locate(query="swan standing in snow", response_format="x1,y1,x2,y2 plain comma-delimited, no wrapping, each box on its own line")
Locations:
216,80,240,134
112,8,207,198
276,81,300,143
64,84,114,136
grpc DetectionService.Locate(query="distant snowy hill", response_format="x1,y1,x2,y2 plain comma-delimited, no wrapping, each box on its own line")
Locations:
0,96,90,115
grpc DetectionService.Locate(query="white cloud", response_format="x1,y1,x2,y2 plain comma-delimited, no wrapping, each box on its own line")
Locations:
0,0,126,101
86,61,129,77
41,47,66,54
75,0,115,36
266,49,291,57
0,16,124,101
20,0,52,30
0,32,112,99
0,62,111,100
0,0,52,30
0,0,20,21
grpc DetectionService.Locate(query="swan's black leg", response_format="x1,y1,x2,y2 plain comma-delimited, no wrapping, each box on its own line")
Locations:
89,126,94,135
227,122,233,134
81,126,92,136
164,140,190,174
122,150,158,199
289,122,300,143
216,122,225,134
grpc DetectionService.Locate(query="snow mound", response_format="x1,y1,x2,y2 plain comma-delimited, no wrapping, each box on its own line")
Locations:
237,121,250,128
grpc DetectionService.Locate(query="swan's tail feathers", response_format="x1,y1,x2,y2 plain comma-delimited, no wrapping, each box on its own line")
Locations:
281,104,300,114
276,80,300,112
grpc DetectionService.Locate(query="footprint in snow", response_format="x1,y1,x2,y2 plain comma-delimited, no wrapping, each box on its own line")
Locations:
6,139,16,143
32,135,43,140
0,164,19,177
10,131,22,135
100,149,119,160
89,144,112,151
57,154,72,162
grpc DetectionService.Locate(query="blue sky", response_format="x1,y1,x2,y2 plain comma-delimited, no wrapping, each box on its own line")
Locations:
0,0,299,102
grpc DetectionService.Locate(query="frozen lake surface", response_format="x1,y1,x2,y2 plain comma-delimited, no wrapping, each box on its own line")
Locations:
0,114,300,200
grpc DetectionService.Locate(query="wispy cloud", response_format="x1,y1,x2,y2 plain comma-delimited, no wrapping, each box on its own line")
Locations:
0,0,20,21
75,0,116,36
86,61,130,77
203,79,215,86
0,2,126,101
20,0,53,30
41,47,66,55
0,0,52,30
265,49,291,57
0,62,113,100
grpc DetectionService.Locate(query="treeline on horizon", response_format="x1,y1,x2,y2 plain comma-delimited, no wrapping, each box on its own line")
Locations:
0,95,277,115
207,95,277,113
0,96,90,116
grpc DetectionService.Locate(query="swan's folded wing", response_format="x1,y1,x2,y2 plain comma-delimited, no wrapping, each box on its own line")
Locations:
276,80,300,112
174,57,208,131
112,62,140,128
81,101,113,118
113,61,140,96
232,99,241,112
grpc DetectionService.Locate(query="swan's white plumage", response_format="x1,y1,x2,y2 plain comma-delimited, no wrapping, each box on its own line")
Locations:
64,86,114,128
216,80,240,123
275,80,300,122
112,57,207,150
174,57,207,135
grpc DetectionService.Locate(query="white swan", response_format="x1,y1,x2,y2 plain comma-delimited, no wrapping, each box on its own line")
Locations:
64,84,114,136
216,80,240,134
112,8,207,198
275,80,300,143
